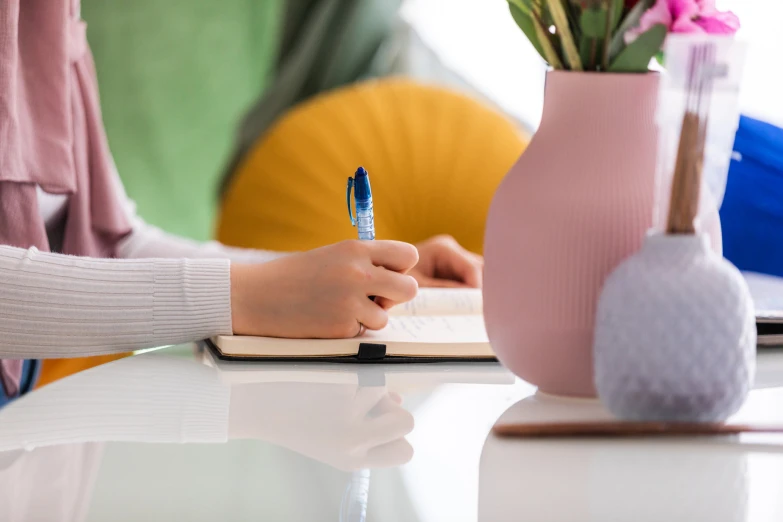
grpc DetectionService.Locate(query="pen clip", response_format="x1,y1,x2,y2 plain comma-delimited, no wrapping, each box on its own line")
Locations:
346,176,356,227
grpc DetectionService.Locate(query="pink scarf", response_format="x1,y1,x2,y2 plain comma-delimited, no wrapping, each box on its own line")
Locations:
0,0,131,397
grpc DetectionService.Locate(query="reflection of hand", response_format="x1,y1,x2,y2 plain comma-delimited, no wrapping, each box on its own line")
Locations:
228,383,414,471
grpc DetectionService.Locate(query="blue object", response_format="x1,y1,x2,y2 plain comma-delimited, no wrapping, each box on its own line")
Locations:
340,469,370,522
346,167,376,241
721,115,783,278
343,167,376,521
0,360,40,409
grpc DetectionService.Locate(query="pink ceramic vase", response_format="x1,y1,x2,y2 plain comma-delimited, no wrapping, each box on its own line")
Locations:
483,71,722,397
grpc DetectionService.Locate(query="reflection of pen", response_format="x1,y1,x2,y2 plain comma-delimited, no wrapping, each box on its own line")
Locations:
340,379,392,522
340,468,370,522
344,168,376,521
346,167,375,241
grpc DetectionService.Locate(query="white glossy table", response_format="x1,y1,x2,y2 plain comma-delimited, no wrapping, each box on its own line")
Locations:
2,344,783,521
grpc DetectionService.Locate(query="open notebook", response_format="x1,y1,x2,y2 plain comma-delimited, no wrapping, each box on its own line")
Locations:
199,344,511,389
209,288,494,363
209,271,783,361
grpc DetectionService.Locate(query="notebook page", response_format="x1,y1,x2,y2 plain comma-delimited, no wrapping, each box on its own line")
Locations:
388,288,483,317
362,315,488,344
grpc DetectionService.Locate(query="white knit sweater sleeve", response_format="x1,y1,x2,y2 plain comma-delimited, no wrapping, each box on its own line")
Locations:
0,246,233,358
0,166,292,359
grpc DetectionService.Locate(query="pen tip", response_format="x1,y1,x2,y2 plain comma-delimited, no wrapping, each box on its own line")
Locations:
355,166,368,178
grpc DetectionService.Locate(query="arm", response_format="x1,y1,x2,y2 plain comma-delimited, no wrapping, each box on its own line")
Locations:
0,355,229,451
0,164,270,358
0,352,412,472
0,245,231,359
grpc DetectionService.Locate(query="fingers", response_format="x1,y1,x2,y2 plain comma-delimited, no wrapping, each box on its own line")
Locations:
353,387,391,417
426,236,483,288
353,389,399,419
369,392,403,417
354,322,366,338
367,266,418,303
360,408,415,450
442,243,483,288
365,240,419,273
356,298,388,331
363,439,414,468
412,274,468,288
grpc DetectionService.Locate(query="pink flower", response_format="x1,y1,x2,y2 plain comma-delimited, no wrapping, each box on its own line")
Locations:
626,0,740,43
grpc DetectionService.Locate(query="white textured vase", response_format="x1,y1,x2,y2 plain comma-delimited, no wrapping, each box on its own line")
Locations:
594,233,756,422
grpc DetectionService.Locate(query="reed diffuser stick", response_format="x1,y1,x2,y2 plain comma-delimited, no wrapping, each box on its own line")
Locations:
665,43,716,235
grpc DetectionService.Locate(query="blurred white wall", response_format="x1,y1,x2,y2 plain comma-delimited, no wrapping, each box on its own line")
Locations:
401,0,546,129
721,0,783,127
403,0,783,128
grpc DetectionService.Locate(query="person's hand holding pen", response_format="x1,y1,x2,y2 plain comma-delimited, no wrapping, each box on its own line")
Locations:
232,166,417,339
230,240,418,338
344,166,483,291
231,165,484,339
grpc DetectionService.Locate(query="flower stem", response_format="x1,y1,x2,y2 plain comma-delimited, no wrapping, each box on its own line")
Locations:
602,0,614,70
545,0,582,70
531,1,564,69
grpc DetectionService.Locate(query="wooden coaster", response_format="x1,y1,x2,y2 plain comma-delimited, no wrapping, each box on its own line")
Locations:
493,421,783,438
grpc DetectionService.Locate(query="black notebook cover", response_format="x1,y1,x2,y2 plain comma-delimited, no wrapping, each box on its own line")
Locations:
205,338,497,364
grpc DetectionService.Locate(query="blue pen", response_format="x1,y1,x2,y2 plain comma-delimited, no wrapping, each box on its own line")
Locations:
342,167,375,522
347,167,375,241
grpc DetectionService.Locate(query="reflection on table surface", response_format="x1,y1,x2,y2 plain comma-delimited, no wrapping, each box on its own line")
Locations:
2,345,783,521
0,344,518,522
481,389,783,522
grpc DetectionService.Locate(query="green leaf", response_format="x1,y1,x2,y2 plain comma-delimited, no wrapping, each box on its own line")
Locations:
580,35,593,69
610,0,624,31
546,0,583,70
580,7,607,39
602,0,624,70
565,2,582,41
508,2,547,62
609,0,655,59
608,23,667,73
507,0,533,14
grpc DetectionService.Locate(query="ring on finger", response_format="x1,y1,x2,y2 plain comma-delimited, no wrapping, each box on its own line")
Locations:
356,322,367,337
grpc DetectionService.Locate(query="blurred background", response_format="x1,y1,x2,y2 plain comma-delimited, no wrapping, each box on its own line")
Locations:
77,2,783,520
403,0,783,128
82,0,782,241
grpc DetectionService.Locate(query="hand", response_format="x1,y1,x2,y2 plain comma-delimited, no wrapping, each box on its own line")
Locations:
229,383,415,471
230,240,419,338
410,235,484,288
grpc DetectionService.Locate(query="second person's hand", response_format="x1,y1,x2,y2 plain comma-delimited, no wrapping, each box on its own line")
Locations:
411,235,484,288
230,240,419,339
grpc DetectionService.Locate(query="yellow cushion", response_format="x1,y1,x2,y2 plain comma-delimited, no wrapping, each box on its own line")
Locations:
217,78,528,254
37,353,129,389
